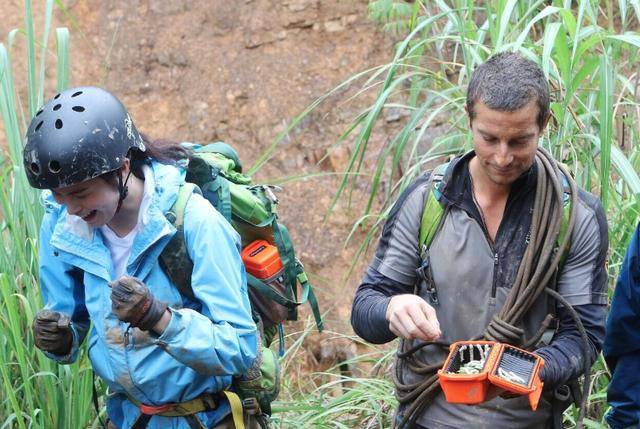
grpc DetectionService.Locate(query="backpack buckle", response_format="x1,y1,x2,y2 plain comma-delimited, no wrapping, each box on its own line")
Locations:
242,397,262,415
425,286,439,306
416,260,439,306
263,185,281,204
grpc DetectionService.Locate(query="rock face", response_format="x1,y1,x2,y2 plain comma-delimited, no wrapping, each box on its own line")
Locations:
1,1,398,334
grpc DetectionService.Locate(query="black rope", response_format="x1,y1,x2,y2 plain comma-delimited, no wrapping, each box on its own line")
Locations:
544,287,591,429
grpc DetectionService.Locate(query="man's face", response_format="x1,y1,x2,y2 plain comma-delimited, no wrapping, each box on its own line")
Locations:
52,174,121,227
469,99,546,186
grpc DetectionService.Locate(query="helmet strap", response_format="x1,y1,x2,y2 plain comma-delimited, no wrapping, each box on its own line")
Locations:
115,165,133,213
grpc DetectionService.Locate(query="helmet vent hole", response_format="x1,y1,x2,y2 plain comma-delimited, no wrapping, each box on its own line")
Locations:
36,109,43,116
55,119,63,129
48,160,61,173
71,91,83,97
35,120,44,131
30,163,40,175
53,104,62,111
54,93,61,99
72,106,85,112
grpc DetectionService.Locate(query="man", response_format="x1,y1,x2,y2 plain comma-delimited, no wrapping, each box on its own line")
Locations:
351,52,608,428
604,224,640,429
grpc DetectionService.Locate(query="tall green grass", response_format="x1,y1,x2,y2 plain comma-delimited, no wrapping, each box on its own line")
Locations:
4,1,640,428
271,326,397,429
260,0,640,427
0,1,99,428
320,1,640,285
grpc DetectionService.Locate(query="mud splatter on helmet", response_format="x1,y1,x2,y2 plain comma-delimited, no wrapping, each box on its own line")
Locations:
23,86,146,189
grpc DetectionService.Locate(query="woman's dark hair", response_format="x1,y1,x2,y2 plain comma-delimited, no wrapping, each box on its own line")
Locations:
100,134,191,187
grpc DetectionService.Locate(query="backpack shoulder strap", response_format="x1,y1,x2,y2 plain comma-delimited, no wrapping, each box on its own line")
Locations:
159,182,199,301
556,169,573,266
418,161,450,252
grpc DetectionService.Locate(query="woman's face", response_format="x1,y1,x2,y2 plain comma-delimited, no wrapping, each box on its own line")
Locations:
51,173,121,227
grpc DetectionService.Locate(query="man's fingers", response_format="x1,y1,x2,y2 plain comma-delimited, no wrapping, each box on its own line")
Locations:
407,304,441,340
386,294,444,341
418,300,441,336
391,311,429,341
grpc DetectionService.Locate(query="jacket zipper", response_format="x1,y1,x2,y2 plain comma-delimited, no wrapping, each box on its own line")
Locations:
484,195,519,299
476,193,518,300
477,219,500,299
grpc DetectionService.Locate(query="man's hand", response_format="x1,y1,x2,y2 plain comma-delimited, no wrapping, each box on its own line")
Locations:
385,294,441,341
32,310,73,356
109,275,168,332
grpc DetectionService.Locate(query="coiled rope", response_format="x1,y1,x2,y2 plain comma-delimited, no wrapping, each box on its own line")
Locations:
394,147,587,428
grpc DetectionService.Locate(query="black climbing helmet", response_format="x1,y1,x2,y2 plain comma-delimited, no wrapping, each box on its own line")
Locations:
23,86,146,189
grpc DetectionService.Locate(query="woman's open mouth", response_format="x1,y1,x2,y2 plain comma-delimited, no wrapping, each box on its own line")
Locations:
82,210,97,223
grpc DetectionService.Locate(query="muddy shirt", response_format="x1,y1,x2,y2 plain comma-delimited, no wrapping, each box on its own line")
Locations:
351,151,608,429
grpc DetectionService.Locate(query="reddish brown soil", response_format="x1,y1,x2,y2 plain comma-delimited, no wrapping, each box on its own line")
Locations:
1,0,400,368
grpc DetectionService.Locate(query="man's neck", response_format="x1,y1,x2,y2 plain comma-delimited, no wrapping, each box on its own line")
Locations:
107,175,144,237
468,157,511,202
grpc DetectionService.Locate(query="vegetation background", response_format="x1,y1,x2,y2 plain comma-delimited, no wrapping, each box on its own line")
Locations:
2,0,640,428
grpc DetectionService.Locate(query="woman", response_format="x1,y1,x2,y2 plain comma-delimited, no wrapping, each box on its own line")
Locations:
24,86,259,429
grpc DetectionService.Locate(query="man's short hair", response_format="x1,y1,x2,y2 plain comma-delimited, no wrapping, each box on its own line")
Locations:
466,52,550,130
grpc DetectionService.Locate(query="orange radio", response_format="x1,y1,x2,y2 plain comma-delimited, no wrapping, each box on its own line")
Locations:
241,239,284,280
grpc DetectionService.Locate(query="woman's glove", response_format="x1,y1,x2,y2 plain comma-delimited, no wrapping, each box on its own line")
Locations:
109,275,167,331
32,310,73,356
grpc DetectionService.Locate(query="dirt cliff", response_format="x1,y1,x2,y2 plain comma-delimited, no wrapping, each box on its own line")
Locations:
1,1,398,340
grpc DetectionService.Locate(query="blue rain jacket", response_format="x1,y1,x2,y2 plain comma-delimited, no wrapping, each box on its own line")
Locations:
37,161,258,428
605,222,640,429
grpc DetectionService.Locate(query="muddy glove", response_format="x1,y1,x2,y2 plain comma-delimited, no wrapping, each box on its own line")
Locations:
32,310,73,356
109,275,167,331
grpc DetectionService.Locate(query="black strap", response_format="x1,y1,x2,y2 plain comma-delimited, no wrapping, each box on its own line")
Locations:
185,415,207,429
130,413,206,429
130,413,152,429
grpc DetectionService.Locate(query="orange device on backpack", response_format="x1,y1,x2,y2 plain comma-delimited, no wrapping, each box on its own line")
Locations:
241,240,284,280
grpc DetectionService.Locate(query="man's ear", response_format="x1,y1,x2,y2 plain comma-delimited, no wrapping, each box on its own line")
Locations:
465,103,473,129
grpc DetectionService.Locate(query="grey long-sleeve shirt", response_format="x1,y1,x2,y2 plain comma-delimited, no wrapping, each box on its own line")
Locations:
351,152,608,427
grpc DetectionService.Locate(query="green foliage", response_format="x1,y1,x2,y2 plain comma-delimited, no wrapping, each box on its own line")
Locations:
0,2,101,428
3,1,640,428
270,0,640,426
320,0,640,287
272,327,397,428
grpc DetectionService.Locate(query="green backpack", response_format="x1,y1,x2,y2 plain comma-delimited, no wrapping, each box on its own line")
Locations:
158,142,324,418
